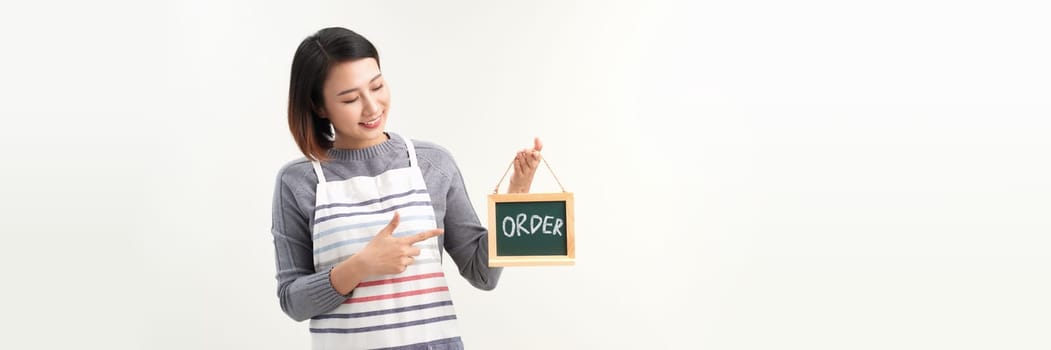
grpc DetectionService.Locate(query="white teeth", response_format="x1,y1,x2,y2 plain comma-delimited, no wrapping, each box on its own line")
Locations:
361,116,380,126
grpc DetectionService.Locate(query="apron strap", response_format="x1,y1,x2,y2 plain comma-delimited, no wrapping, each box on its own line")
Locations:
310,160,327,183
405,137,419,168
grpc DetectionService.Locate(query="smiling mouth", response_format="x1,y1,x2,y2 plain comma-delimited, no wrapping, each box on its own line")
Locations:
359,114,382,128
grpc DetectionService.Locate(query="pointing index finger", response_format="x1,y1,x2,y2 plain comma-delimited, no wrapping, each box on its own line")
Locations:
403,228,444,244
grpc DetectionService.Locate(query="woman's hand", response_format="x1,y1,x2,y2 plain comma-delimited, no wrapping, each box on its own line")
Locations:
358,212,443,275
508,137,543,193
331,212,443,294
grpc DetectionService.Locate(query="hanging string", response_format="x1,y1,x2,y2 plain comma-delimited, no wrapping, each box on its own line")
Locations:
493,156,567,194
493,160,514,194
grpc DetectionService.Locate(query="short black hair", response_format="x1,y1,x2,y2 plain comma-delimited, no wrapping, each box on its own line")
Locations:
287,27,380,161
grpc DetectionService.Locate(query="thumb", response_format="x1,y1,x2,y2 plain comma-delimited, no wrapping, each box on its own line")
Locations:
533,137,543,152
378,212,400,236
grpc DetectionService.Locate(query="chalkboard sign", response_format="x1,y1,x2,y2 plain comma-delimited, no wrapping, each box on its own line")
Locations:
487,192,575,266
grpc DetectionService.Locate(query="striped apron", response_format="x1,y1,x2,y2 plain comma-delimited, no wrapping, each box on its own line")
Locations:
308,137,462,350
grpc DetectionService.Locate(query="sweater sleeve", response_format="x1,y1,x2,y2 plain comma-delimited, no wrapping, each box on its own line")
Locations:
442,160,504,291
271,169,347,322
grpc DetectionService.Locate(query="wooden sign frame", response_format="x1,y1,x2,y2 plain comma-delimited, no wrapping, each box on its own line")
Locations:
488,192,575,266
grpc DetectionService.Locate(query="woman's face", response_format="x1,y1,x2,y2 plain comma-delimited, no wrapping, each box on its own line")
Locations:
319,57,390,149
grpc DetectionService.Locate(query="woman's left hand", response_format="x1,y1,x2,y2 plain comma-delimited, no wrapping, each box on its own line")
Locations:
508,137,543,193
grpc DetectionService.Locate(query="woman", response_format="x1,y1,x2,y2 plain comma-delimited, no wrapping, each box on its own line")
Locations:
271,27,542,349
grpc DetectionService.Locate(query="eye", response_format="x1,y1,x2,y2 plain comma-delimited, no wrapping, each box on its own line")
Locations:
371,84,384,91
342,98,359,104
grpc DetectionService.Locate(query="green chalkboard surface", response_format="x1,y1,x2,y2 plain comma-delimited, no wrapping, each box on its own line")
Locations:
488,192,575,266
495,200,567,256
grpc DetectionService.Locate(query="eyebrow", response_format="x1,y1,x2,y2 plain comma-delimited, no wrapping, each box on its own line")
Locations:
336,74,384,96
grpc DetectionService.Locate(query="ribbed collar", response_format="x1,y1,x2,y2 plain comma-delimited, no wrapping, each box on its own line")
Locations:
326,133,405,161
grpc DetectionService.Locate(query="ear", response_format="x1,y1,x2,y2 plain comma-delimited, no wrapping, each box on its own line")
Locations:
311,100,327,119
313,104,325,119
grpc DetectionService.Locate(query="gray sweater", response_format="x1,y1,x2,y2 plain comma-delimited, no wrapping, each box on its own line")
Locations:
271,133,502,322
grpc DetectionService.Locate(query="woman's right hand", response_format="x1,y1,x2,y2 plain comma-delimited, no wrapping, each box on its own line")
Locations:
331,212,443,295
355,212,444,275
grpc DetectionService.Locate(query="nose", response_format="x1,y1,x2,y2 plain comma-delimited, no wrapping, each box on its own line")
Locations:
361,93,381,117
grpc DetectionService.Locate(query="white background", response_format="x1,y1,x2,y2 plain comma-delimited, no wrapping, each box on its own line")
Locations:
1,1,1049,349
